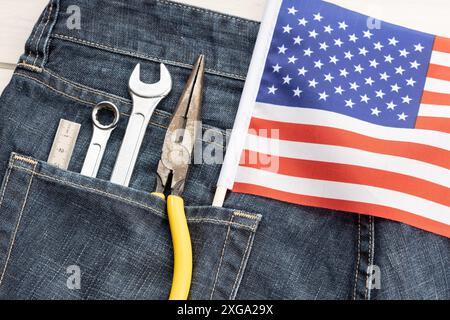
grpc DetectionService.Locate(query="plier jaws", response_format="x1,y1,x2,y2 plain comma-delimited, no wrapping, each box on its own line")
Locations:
155,55,205,197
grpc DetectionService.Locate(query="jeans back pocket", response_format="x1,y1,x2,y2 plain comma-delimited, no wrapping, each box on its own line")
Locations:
0,153,261,299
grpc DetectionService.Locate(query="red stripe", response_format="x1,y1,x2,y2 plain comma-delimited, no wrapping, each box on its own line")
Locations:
240,150,450,207
427,64,450,81
434,36,450,54
232,183,450,239
421,91,450,105
416,116,450,133
249,117,450,170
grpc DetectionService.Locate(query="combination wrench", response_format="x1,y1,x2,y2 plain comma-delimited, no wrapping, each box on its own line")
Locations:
110,63,172,186
81,101,120,178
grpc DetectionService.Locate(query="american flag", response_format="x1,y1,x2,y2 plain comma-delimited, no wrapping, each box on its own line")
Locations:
227,0,450,237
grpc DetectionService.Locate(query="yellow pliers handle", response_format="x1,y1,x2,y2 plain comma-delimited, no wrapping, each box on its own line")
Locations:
153,193,193,300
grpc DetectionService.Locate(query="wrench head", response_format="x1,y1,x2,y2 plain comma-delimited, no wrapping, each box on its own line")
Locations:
129,63,172,98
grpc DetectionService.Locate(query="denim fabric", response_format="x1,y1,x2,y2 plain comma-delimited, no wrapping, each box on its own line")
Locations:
0,0,448,300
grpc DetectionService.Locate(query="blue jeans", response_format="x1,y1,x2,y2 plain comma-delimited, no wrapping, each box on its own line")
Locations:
0,0,448,300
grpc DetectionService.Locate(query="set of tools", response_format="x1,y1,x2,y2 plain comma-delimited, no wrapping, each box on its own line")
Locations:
75,55,206,300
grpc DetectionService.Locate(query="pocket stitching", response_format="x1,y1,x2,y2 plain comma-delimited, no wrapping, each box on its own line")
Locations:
209,214,234,299
10,164,259,231
229,230,255,299
0,161,37,287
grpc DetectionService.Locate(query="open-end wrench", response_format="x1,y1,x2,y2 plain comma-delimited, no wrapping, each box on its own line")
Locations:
110,63,172,186
81,101,120,178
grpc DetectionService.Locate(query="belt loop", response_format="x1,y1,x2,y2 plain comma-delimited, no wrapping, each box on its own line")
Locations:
18,0,60,73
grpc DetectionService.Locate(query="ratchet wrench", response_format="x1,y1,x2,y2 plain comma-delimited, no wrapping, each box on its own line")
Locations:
81,101,120,178
110,63,172,186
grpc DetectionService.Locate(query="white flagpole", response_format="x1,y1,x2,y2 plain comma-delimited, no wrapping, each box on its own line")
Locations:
212,0,283,207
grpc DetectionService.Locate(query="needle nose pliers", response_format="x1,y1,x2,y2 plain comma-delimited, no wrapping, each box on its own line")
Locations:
153,55,205,300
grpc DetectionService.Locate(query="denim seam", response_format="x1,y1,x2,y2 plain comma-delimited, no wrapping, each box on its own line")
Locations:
210,214,234,299
0,166,13,212
229,231,254,299
14,72,228,146
33,0,54,66
41,0,60,68
352,214,361,300
0,161,37,287
52,34,247,81
156,0,259,24
17,63,43,73
25,4,46,65
8,165,254,231
44,69,132,105
366,216,375,300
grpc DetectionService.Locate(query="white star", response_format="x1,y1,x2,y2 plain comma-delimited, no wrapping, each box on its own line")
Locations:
399,48,410,57
282,74,292,84
268,85,278,94
359,47,369,56
398,112,408,121
406,77,416,87
335,86,345,95
308,79,319,88
354,64,364,74
363,30,373,39
293,36,304,45
349,34,359,43
293,87,303,97
375,90,386,99
340,68,349,77
384,54,394,63
369,59,379,68
345,99,355,108
298,17,308,26
334,38,344,47
349,82,360,91
272,64,282,73
374,41,384,51
388,37,399,46
278,45,288,54
365,77,375,86
371,107,381,116
402,95,412,104
324,25,334,34
414,43,424,52
304,48,314,57
319,42,329,51
386,101,397,110
288,55,298,64
360,94,370,103
283,24,293,33
339,21,349,30
288,6,298,15
324,73,334,82
380,72,390,81
297,67,308,76
344,51,354,60
313,12,323,22
329,55,339,64
319,91,329,101
314,60,324,69
395,66,405,75
391,83,401,92
309,29,319,39
410,60,421,69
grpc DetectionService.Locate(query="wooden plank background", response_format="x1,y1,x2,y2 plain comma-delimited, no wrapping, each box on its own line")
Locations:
1,0,450,94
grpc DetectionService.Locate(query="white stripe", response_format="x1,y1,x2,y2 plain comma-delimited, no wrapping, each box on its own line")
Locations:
244,134,450,188
235,166,450,226
424,77,450,94
419,104,450,118
253,102,450,150
430,50,450,68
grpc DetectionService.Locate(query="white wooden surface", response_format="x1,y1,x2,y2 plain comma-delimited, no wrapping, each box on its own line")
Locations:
1,0,450,94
